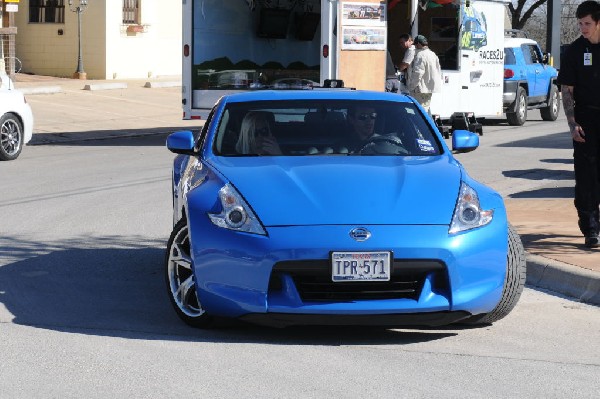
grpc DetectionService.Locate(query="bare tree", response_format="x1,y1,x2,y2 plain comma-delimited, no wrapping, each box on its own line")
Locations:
508,0,548,30
560,0,583,43
508,0,583,45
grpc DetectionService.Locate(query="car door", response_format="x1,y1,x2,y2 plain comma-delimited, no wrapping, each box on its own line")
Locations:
521,44,546,99
532,43,553,96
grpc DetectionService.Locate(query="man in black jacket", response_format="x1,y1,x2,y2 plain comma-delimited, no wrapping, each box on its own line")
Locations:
558,0,600,247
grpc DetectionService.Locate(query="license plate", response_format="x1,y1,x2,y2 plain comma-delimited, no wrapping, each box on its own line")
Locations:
331,251,391,282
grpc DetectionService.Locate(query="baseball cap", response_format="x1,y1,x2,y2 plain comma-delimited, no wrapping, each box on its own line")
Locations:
414,35,428,45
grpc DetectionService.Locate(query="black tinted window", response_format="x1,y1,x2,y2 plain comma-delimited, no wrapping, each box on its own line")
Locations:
521,44,540,64
504,48,516,65
214,100,442,157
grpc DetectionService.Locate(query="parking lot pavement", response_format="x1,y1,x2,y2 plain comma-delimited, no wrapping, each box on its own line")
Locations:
13,73,199,144
13,73,600,307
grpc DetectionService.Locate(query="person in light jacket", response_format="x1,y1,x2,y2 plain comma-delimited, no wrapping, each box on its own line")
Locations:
407,35,442,115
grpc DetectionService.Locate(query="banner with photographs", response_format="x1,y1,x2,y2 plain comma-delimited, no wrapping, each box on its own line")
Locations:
341,27,387,50
340,2,387,50
341,2,386,26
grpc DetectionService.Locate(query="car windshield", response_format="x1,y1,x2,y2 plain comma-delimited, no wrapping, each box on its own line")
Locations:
213,100,442,156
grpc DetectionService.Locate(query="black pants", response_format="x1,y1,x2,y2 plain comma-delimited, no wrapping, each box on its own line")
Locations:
573,107,600,236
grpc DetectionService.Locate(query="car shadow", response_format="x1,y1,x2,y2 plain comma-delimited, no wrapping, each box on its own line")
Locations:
0,236,457,345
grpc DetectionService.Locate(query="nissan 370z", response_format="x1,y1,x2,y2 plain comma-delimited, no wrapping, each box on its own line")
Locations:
164,89,526,328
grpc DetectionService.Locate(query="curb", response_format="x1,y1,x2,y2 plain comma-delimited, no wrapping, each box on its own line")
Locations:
84,82,128,91
526,253,600,306
144,81,181,88
18,86,62,95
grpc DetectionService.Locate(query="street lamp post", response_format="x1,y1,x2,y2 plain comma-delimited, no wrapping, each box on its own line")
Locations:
69,0,89,80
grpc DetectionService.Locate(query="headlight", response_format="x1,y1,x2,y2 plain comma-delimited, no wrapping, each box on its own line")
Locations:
208,183,266,235
449,182,494,234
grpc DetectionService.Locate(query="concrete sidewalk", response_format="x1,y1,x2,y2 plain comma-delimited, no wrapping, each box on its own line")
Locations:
11,72,181,94
12,73,600,307
506,199,600,305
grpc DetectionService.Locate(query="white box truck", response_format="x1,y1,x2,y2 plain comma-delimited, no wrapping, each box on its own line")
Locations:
182,0,507,132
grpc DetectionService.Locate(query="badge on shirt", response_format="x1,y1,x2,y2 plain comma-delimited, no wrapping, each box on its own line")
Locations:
584,52,592,66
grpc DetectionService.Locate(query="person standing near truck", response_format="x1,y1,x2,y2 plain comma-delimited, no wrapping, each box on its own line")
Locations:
397,33,415,94
557,0,600,248
385,50,400,93
407,35,442,114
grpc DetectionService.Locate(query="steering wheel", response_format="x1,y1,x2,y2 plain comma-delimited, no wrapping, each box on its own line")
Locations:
358,134,409,155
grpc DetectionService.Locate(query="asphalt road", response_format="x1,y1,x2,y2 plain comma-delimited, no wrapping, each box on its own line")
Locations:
1,88,599,397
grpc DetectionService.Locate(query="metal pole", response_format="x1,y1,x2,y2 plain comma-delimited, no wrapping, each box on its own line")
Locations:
75,9,85,75
70,1,88,79
8,11,16,80
546,0,562,69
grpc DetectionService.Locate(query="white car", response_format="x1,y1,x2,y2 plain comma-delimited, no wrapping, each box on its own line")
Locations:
0,75,34,161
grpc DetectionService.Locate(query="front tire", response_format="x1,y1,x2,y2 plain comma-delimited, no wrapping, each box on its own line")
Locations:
0,113,24,161
506,87,527,126
540,84,560,121
165,219,214,328
463,225,527,325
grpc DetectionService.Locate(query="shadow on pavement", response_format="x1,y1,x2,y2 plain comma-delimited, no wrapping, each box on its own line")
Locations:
508,186,573,199
30,127,201,147
541,158,573,165
0,236,457,345
503,168,573,181
518,232,596,253
495,131,570,149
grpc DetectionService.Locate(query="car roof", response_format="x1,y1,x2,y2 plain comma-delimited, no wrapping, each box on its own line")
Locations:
221,90,415,104
504,37,538,48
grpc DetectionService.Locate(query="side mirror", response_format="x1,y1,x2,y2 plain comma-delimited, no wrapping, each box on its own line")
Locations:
542,52,553,65
452,129,479,153
166,130,196,155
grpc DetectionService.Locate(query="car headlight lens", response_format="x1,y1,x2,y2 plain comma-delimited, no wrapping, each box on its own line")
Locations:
449,182,494,234
208,183,266,235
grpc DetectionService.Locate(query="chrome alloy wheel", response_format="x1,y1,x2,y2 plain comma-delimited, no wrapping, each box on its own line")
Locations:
550,91,559,115
166,223,205,318
516,93,526,121
1,117,22,158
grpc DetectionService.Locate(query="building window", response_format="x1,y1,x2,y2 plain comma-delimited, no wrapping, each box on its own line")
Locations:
29,0,65,24
123,0,140,24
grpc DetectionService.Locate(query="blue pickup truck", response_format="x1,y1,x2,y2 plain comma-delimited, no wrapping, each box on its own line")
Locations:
503,36,560,126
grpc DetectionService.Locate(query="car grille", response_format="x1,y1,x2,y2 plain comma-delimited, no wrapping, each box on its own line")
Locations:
270,260,449,302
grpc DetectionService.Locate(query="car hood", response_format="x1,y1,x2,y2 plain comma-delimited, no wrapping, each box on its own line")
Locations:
210,156,462,226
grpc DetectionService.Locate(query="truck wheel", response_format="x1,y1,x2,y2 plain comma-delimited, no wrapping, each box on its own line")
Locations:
540,84,560,121
461,224,527,325
506,87,527,126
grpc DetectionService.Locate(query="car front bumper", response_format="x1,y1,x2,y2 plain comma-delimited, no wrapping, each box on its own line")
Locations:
188,216,509,325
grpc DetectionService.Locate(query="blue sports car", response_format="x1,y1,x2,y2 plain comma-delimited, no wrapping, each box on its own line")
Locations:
165,89,526,328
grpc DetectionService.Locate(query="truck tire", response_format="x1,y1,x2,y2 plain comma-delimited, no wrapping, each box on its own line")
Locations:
506,87,527,126
461,224,527,325
540,84,560,121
